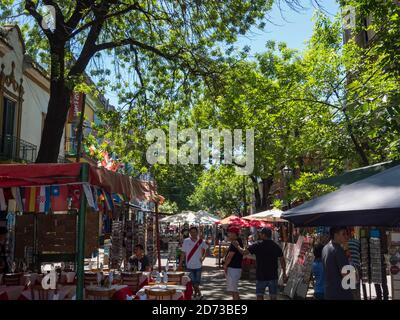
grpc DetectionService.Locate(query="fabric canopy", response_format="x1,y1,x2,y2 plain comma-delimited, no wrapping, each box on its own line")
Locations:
215,215,249,227
159,210,219,225
317,160,400,188
0,163,156,201
282,164,400,227
243,209,286,223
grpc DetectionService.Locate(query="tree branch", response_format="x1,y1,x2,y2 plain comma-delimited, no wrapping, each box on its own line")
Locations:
95,38,175,61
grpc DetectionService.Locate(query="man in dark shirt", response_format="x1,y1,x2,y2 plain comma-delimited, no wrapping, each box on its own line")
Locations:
234,227,287,300
223,226,243,300
128,244,151,272
322,227,353,300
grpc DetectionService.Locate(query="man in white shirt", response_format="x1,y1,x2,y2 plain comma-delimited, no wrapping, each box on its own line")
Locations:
179,226,208,300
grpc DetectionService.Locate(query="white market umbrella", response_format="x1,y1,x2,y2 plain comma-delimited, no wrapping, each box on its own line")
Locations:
159,210,219,226
243,208,287,223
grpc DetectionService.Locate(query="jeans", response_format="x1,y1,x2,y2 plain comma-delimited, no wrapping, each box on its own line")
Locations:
187,268,202,285
256,279,278,296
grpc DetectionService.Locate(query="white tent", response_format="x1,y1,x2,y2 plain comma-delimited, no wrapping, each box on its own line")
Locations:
243,208,286,222
159,210,219,226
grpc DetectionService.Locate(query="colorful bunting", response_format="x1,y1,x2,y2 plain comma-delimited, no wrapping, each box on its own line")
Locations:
11,187,23,212
83,184,95,210
0,188,6,211
50,185,68,212
68,185,82,209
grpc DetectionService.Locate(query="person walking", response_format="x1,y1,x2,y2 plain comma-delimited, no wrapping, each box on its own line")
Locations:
233,227,287,300
322,227,353,300
223,226,243,300
179,226,208,300
312,243,325,300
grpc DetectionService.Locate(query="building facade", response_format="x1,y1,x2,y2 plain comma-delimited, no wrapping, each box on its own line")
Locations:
0,25,110,164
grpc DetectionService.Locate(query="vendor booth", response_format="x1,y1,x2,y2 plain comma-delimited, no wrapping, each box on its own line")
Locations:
282,164,400,300
0,163,159,300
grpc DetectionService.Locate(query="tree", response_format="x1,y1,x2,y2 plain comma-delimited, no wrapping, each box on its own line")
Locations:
1,0,279,162
188,165,253,216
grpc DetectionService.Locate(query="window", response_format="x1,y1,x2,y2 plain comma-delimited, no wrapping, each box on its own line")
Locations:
1,96,16,156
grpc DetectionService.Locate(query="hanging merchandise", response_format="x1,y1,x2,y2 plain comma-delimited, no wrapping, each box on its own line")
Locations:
0,188,8,211
146,212,155,267
110,220,124,269
369,230,382,284
388,231,400,299
283,237,314,299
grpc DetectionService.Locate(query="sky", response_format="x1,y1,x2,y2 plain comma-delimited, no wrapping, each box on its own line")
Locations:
105,0,340,108
237,0,340,55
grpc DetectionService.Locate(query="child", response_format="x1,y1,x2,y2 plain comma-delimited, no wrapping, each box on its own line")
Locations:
312,243,325,300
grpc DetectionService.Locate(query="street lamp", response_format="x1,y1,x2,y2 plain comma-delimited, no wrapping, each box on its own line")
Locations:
282,165,294,243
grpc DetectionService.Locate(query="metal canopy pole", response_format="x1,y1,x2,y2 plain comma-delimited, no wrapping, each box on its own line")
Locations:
155,201,162,272
76,163,89,300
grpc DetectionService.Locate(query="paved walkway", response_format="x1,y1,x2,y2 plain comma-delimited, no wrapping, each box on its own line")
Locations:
158,255,289,300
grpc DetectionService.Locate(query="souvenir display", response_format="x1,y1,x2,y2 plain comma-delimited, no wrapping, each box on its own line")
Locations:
389,232,400,300
369,231,382,284
110,221,123,269
283,236,314,299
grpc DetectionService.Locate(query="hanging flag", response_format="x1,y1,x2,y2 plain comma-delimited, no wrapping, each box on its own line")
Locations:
35,186,51,213
92,187,99,211
83,184,95,209
50,185,68,212
24,187,37,212
68,185,81,209
0,188,7,211
103,190,114,211
11,187,23,212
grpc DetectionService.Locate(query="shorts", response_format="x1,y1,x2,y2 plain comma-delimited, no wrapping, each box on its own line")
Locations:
256,279,278,296
187,268,202,285
314,292,324,300
226,267,242,292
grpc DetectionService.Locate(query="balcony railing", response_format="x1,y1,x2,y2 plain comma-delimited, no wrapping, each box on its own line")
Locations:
65,138,78,156
0,135,37,163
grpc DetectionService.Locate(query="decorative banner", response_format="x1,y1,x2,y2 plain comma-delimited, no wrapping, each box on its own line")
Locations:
0,188,6,211
50,185,68,212
103,190,114,211
67,91,84,123
24,187,37,212
92,187,99,211
68,184,82,209
11,187,23,212
83,183,95,210
36,186,51,213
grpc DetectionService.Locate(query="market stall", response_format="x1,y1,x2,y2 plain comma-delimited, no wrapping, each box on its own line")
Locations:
282,164,400,299
0,163,158,300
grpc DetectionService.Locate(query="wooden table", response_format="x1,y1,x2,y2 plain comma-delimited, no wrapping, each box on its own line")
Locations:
136,284,187,300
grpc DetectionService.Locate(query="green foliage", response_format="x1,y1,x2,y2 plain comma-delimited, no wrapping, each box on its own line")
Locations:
290,172,336,203
159,199,179,215
188,166,252,215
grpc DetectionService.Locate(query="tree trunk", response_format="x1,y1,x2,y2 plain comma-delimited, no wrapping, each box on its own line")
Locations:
250,176,262,211
342,110,369,166
36,44,69,163
261,176,274,210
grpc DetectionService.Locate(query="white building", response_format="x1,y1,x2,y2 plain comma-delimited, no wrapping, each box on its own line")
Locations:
0,25,109,164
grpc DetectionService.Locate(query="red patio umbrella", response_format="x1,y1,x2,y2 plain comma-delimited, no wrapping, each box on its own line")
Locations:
215,215,250,227
247,220,273,228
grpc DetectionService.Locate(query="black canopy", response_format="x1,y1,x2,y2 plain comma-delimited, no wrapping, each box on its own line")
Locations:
282,165,400,227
